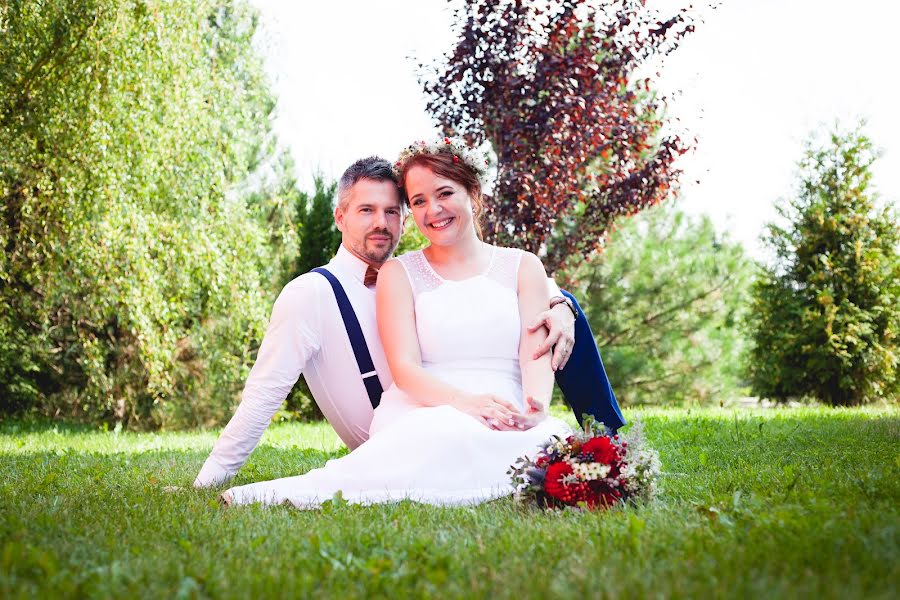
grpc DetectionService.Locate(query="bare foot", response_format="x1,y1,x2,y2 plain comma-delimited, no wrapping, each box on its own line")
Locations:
219,490,233,507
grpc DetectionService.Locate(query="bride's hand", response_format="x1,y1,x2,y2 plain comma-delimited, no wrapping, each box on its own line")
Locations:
458,393,525,430
515,396,548,430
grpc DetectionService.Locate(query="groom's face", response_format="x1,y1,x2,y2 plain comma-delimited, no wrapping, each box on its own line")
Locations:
334,178,404,267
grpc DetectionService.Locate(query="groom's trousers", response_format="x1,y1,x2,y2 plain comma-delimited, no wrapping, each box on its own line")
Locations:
553,290,626,432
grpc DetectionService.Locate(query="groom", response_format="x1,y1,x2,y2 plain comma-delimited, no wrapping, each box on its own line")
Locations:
194,156,623,487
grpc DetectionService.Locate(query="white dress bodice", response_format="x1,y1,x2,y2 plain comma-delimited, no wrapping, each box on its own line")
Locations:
369,246,527,431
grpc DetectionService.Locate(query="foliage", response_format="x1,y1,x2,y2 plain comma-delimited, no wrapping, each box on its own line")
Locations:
421,0,697,276
747,125,900,406
395,215,430,254
0,0,298,427
290,174,341,280
0,406,897,597
568,204,754,405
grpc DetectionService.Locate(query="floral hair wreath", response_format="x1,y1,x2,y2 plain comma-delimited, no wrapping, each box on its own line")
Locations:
394,137,492,188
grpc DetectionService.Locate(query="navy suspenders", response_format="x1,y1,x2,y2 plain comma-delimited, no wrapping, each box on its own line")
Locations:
311,267,383,409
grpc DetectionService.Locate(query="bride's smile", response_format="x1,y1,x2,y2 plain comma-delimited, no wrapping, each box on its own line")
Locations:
427,216,454,230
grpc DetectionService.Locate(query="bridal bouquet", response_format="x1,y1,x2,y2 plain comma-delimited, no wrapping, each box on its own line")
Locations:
509,417,660,510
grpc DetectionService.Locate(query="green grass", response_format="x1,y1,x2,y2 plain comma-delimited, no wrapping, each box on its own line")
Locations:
1,406,897,599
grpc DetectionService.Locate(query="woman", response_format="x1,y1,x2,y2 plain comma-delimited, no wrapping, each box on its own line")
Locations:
221,140,571,507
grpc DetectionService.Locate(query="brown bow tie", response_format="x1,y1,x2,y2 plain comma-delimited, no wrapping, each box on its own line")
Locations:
364,266,379,288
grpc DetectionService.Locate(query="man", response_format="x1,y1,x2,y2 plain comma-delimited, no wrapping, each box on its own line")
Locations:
194,156,622,488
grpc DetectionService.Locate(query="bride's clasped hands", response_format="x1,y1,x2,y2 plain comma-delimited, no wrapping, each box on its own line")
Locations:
455,392,545,431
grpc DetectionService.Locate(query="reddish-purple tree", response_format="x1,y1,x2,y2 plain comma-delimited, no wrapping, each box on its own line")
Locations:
420,0,697,277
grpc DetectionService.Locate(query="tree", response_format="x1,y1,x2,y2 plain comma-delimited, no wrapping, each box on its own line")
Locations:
291,175,341,279
420,0,697,276
747,124,899,406
570,204,754,405
0,0,298,427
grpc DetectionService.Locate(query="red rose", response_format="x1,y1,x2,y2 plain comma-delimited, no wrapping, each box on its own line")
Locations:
543,461,574,501
582,436,620,465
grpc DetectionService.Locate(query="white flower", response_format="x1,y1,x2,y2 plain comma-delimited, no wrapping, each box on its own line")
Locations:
570,462,611,481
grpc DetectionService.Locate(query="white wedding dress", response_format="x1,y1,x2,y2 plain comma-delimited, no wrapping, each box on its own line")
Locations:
225,246,570,508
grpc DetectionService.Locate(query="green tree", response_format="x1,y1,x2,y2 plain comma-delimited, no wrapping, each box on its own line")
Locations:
747,124,899,406
291,175,341,278
568,204,754,405
0,0,298,427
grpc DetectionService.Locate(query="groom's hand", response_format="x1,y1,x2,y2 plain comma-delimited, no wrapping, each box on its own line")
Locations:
528,302,576,371
193,456,233,488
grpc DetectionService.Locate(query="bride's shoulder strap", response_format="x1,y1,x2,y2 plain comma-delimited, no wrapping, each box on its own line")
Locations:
487,246,524,291
396,250,442,297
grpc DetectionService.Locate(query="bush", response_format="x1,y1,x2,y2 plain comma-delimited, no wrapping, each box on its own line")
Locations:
0,0,298,428
568,203,754,405
747,124,899,406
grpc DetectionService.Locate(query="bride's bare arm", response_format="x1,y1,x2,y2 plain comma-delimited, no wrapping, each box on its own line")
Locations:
517,252,554,417
376,259,522,427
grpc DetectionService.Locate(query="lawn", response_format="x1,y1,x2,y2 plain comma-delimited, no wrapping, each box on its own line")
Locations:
1,406,897,598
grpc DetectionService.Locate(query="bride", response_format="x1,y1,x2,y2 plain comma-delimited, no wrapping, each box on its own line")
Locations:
222,140,571,507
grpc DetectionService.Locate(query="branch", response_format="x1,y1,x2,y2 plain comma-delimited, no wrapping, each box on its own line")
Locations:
626,358,715,389
4,6,100,127
598,275,732,348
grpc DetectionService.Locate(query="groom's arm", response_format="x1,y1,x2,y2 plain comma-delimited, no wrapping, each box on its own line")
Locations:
193,279,322,488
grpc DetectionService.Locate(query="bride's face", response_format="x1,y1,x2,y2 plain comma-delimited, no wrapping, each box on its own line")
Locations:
405,165,476,246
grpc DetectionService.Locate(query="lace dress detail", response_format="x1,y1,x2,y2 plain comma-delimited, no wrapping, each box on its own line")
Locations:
224,244,569,509
396,251,444,296
396,246,523,298
484,246,523,291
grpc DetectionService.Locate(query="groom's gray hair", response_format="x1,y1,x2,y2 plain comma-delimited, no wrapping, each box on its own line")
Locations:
337,156,406,210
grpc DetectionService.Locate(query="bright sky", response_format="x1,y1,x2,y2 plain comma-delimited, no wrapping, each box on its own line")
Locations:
251,0,900,259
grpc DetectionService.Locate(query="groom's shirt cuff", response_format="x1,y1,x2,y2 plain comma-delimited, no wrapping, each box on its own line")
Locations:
193,456,233,488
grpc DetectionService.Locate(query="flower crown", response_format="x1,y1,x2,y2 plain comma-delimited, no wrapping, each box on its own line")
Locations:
394,137,491,187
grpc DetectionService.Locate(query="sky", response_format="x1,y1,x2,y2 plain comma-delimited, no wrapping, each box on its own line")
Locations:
250,0,900,259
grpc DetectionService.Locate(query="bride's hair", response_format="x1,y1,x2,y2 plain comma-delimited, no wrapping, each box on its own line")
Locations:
397,152,485,239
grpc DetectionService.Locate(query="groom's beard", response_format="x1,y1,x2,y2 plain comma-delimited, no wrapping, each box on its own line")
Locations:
362,229,397,264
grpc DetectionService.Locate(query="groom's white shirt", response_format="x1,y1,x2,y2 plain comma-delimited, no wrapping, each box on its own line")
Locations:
194,245,391,487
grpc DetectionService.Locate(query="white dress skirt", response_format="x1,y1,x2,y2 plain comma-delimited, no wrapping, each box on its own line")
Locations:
224,247,570,508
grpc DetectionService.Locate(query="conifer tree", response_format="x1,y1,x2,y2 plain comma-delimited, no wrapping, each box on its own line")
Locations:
293,175,341,277
748,124,899,406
